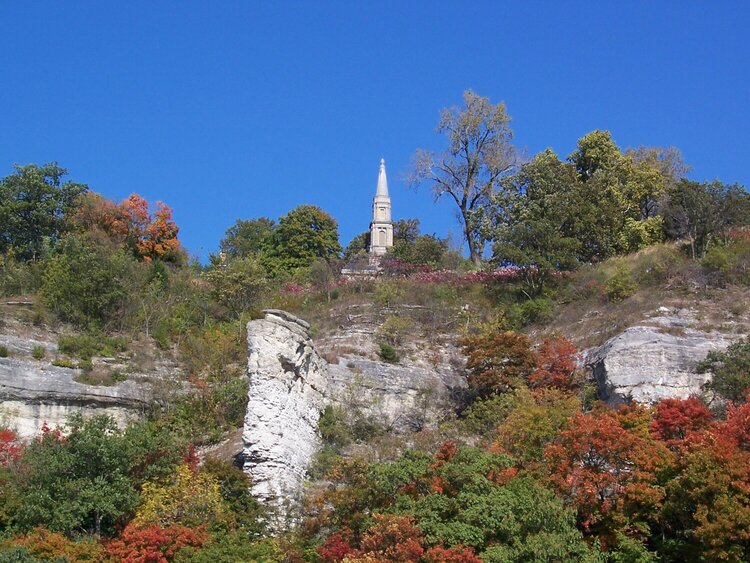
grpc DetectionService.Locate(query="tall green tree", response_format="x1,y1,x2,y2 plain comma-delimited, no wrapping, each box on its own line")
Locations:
12,416,138,536
40,234,132,328
410,91,517,267
661,180,750,259
268,205,341,273
491,149,583,294
0,163,87,260
568,131,668,259
218,217,275,260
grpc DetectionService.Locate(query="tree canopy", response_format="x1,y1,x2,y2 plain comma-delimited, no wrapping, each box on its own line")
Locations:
410,90,517,267
0,163,87,260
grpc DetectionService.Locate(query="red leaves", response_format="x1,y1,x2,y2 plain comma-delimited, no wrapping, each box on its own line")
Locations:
317,528,358,562
545,410,672,533
530,336,582,391
0,428,22,467
104,523,207,563
461,331,535,397
462,332,584,396
423,545,482,563
359,515,424,562
650,397,714,447
317,515,481,563
722,394,750,451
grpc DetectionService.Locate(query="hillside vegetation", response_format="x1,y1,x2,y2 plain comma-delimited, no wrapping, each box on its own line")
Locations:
2,97,750,560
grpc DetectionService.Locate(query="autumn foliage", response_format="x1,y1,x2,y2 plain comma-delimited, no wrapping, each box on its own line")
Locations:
72,192,181,262
0,428,22,467
317,515,480,563
460,331,535,396
650,396,714,447
529,336,582,390
104,523,208,563
545,408,674,539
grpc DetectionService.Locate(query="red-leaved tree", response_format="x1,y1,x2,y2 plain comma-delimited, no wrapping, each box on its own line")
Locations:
0,428,22,467
650,397,714,448
104,524,208,563
529,336,582,391
545,410,673,542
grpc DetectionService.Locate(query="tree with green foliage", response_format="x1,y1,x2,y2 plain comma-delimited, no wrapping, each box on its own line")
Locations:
491,149,583,294
0,163,87,261
410,91,517,267
388,219,448,267
568,130,669,260
661,179,750,259
343,231,370,260
218,217,275,260
699,338,750,402
204,254,269,317
12,416,138,536
40,234,132,328
268,205,341,273
311,444,599,561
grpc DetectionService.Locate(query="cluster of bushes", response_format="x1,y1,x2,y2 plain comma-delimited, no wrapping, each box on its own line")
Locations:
487,131,750,297
296,331,750,562
0,415,276,562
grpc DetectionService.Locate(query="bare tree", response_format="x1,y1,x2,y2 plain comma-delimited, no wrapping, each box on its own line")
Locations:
410,90,517,267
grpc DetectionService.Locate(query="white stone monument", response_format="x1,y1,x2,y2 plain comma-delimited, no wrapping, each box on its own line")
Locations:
369,158,393,255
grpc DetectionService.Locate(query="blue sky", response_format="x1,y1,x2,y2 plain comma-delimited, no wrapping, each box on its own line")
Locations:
1,1,748,260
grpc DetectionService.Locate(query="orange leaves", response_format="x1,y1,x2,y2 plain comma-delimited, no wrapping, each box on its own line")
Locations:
71,191,181,262
104,523,208,563
460,331,535,397
461,331,583,397
529,336,582,391
544,410,673,534
317,515,481,563
6,527,103,562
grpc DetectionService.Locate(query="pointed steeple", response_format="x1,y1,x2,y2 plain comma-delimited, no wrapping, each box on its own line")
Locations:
369,157,393,256
375,158,389,197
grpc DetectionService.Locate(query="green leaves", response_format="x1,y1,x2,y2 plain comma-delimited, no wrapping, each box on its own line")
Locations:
0,163,87,261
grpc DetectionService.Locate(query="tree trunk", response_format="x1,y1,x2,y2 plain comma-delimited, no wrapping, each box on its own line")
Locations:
464,218,482,268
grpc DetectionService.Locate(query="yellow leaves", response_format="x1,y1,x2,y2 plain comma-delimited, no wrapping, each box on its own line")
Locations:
133,464,229,528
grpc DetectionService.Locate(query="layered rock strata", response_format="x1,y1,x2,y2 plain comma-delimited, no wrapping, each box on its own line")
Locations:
0,357,149,439
242,310,466,522
586,320,740,404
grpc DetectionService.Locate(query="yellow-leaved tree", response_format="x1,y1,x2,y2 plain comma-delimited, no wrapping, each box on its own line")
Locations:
133,464,229,528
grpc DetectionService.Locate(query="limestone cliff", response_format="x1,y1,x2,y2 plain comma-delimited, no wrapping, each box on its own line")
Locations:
242,309,466,520
585,307,743,404
0,357,149,438
242,310,328,518
0,333,151,439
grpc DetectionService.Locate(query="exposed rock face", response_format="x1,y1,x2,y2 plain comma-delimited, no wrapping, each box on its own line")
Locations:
327,358,465,431
585,311,741,404
242,310,329,519
0,357,149,439
242,310,467,522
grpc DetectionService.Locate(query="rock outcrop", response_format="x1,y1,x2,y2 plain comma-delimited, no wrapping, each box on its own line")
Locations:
242,310,467,522
242,310,329,519
585,309,742,404
327,358,465,431
0,357,150,439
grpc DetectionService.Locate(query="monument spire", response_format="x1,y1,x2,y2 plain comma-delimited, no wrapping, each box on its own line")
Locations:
369,157,394,256
376,158,389,197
